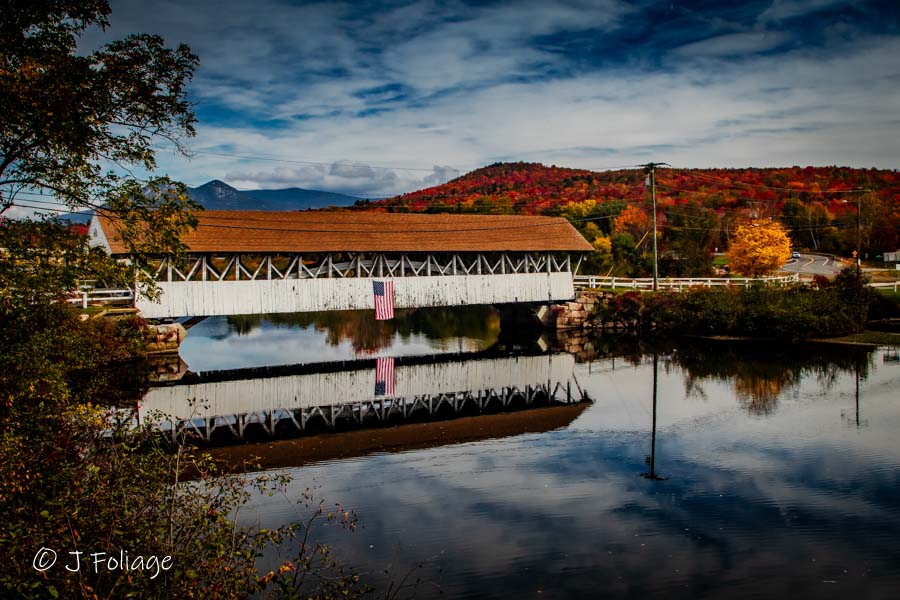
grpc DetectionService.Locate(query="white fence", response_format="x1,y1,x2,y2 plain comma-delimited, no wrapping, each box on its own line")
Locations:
66,287,134,309
573,273,800,291
871,281,900,293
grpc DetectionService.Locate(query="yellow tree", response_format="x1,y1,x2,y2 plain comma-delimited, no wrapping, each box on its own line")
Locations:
582,234,614,273
727,220,792,276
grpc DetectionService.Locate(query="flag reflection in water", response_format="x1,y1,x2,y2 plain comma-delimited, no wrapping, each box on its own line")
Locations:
375,356,395,397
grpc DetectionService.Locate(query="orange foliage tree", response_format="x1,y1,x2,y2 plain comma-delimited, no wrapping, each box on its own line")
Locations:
613,205,652,243
727,220,792,276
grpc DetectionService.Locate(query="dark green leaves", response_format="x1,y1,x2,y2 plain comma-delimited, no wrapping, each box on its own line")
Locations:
0,0,198,210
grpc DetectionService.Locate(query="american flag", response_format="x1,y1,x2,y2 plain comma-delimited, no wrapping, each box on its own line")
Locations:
373,280,395,320
375,356,395,396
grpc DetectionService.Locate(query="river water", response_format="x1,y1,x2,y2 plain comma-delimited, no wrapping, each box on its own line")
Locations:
153,308,900,599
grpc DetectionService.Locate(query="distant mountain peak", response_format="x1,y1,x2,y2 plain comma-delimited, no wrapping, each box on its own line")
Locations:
198,179,235,189
187,180,361,211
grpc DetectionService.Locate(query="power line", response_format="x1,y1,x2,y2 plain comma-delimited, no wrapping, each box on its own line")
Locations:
14,190,643,213
5,201,631,235
5,189,652,236
654,200,861,233
655,180,858,209
11,188,649,224
10,180,644,210
174,148,465,174
7,167,871,237
6,192,859,234
654,181,779,206
166,145,646,175
668,169,866,194
178,203,637,226
586,165,645,172
608,192,858,233
4,202,82,215
7,195,71,207
656,216,859,233
4,198,633,232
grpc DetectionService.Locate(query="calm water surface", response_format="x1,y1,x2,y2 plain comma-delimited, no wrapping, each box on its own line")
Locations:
170,311,900,599
180,307,499,371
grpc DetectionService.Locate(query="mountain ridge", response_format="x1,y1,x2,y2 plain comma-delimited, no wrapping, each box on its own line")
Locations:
188,180,361,211
380,162,900,215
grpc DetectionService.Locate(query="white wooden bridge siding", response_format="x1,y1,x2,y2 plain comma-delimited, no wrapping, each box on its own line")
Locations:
141,353,575,421
137,272,574,318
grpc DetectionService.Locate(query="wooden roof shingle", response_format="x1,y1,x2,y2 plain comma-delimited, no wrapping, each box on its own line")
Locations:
94,211,593,254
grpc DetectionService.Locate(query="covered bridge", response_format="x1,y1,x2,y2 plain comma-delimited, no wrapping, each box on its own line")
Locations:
89,211,592,318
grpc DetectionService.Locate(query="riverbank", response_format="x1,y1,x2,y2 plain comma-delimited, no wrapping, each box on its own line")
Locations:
553,268,900,342
1,299,370,599
811,331,900,346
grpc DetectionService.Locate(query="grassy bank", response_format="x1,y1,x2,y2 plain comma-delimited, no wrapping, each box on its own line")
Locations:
813,331,900,346
594,268,900,342
877,289,900,304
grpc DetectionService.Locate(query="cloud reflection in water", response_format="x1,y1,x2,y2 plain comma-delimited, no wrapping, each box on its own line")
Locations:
242,344,900,599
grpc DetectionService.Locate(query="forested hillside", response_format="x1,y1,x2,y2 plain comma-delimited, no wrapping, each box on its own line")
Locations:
363,163,900,276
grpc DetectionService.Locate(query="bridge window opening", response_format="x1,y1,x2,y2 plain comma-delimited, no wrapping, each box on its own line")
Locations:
273,418,302,438
142,250,582,284
207,255,232,281
301,414,329,434
239,254,266,278
270,255,294,275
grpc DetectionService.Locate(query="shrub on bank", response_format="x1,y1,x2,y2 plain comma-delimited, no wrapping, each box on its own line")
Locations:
0,302,367,599
595,267,881,340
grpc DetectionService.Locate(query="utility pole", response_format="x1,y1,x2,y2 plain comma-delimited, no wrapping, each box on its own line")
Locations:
856,191,863,279
642,163,668,291
842,190,864,279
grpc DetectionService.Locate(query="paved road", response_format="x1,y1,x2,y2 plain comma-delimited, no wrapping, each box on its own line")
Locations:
780,253,844,277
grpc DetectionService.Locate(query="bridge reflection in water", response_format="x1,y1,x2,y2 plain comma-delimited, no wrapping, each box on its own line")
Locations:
139,352,589,446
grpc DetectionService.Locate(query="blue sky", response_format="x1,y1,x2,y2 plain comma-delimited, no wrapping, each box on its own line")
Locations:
84,0,900,197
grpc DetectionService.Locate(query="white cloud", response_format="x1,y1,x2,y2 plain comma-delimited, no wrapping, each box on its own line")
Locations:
674,31,792,56
381,0,632,95
758,0,859,23
223,161,462,198
68,0,900,201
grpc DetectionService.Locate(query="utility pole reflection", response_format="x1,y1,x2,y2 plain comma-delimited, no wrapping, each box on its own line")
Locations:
855,360,860,428
642,353,666,480
842,359,868,429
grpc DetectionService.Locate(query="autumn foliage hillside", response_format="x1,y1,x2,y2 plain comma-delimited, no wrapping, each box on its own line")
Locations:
363,162,900,275
374,162,898,220
375,162,640,214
